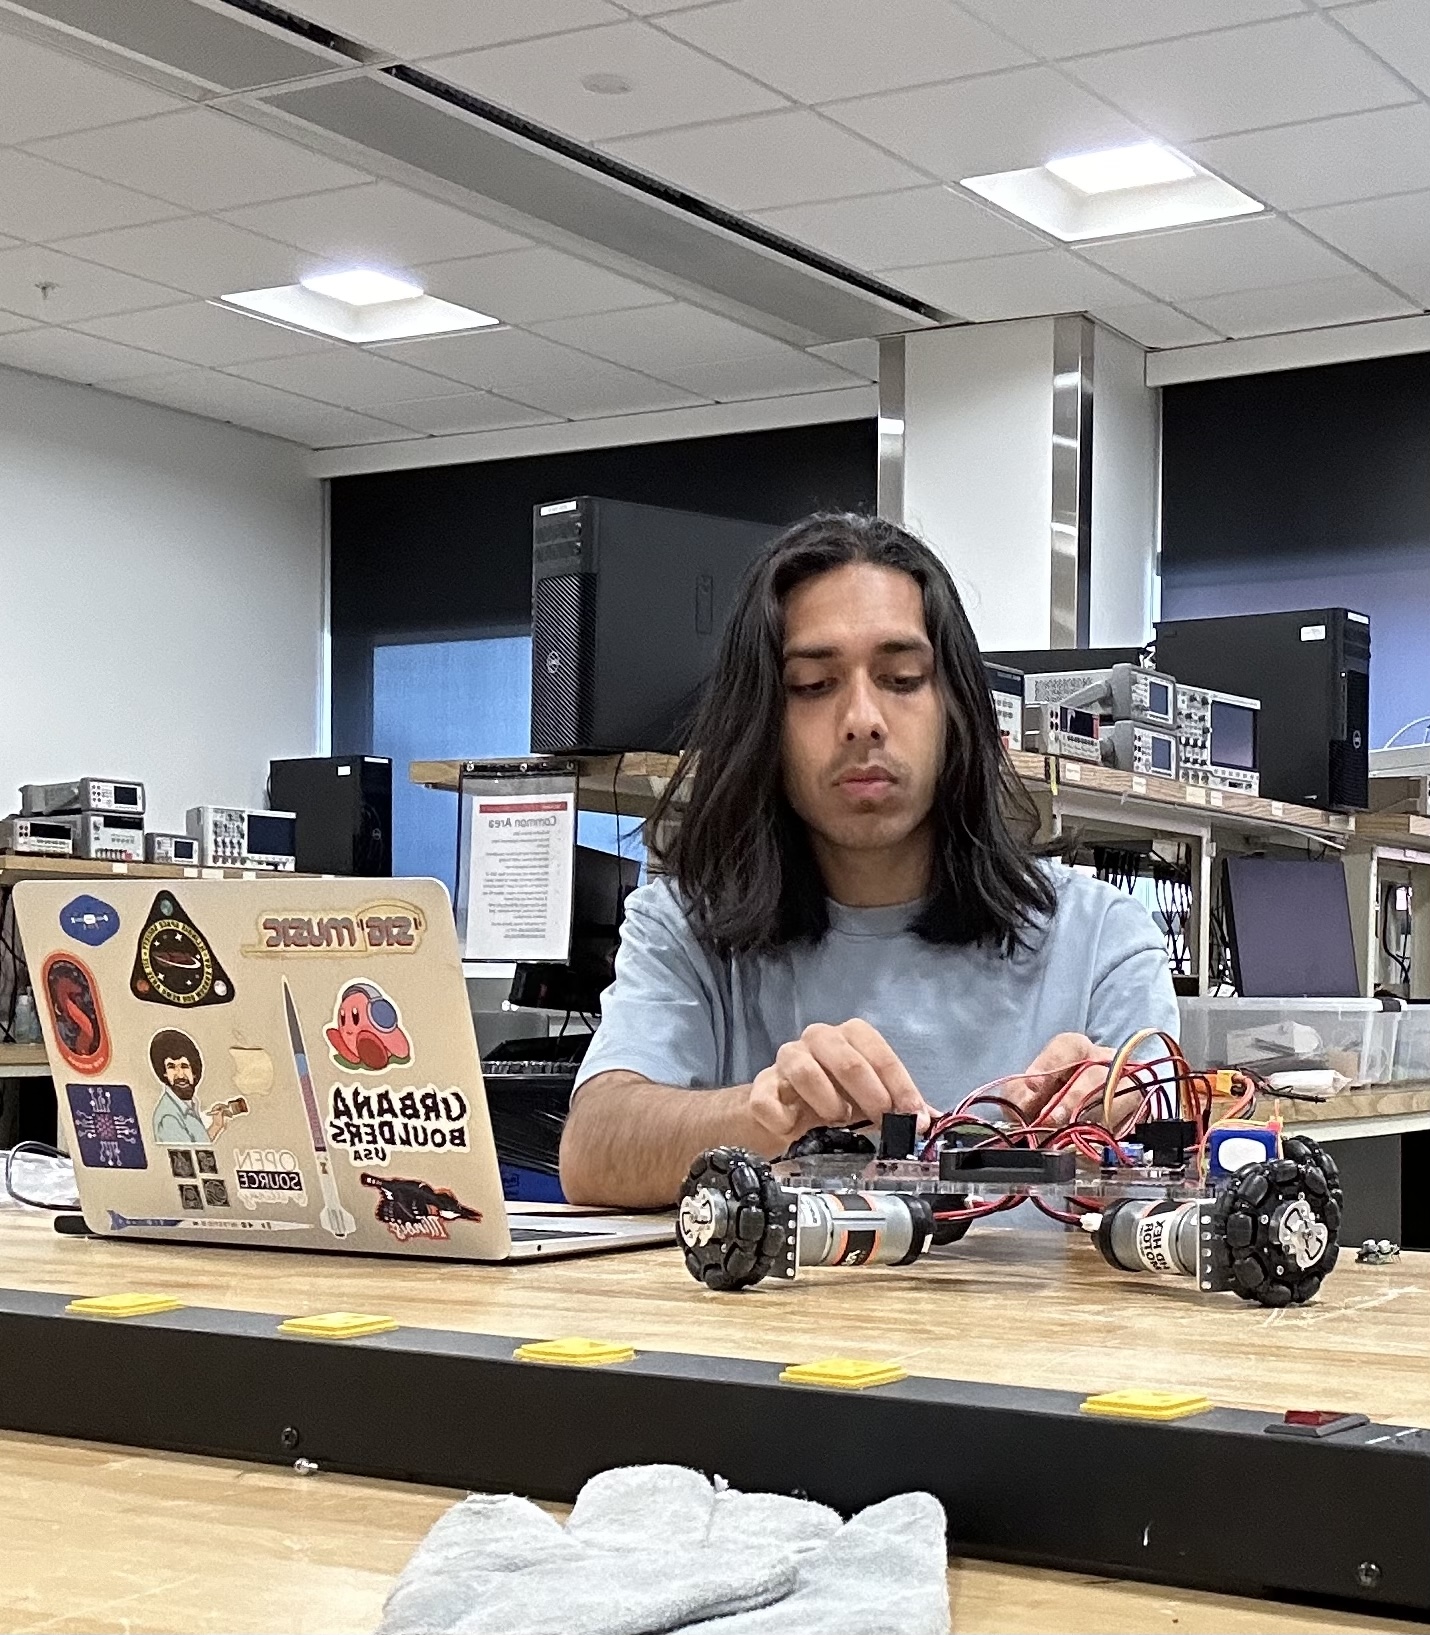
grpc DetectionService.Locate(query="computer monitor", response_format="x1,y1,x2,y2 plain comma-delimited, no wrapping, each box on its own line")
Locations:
1222,857,1360,998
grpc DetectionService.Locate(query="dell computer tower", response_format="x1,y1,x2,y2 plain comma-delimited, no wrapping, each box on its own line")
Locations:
1153,610,1370,810
530,497,777,754
268,756,392,875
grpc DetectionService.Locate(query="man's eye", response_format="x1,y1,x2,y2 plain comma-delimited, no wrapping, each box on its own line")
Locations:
885,673,928,693
786,678,834,696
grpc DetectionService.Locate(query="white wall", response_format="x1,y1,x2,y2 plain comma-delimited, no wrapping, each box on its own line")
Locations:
901,319,1056,649
0,367,323,833
1090,322,1159,647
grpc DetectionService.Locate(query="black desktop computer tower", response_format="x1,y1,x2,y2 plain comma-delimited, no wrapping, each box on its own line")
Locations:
530,497,776,754
1153,610,1370,810
268,756,392,875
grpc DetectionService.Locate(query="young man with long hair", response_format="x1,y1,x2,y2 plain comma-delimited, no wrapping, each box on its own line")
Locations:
560,513,1179,1208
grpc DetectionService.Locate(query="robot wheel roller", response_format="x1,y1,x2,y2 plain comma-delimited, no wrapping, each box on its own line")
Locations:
677,1147,789,1291
1213,1134,1343,1307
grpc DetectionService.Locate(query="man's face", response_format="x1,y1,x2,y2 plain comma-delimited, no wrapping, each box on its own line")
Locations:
163,1056,196,1098
779,562,944,866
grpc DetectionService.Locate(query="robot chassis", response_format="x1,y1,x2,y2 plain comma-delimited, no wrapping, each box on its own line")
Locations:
676,1119,1344,1309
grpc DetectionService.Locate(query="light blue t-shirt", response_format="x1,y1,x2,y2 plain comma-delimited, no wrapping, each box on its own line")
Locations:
576,865,1179,1111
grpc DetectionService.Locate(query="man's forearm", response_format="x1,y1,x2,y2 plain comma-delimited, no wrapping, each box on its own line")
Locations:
559,1072,781,1209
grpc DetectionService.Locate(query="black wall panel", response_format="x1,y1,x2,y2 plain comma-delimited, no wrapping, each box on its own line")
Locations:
329,418,877,750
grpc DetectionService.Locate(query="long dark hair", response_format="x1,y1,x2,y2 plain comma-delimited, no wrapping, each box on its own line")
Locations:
651,512,1056,958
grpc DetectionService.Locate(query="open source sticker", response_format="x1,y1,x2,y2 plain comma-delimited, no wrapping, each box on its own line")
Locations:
43,952,110,1074
131,891,234,1008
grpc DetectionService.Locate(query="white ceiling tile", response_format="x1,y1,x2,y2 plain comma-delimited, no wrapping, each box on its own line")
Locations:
0,150,182,243
531,302,788,371
227,347,460,408
375,391,561,434
656,348,865,400
374,327,705,416
826,67,1146,182
1092,302,1224,348
73,301,329,368
659,0,1027,104
0,326,180,384
1191,105,1430,212
429,21,785,143
1068,17,1412,144
885,249,1139,320
958,0,1302,59
756,186,1045,271
1081,215,1354,302
108,366,415,446
605,110,925,210
0,245,183,322
807,337,879,378
221,183,529,269
0,32,187,144
419,245,669,323
1295,189,1430,302
0,310,34,336
1181,273,1418,337
27,109,370,213
618,0,723,11
1334,1,1430,96
283,0,624,57
56,218,306,299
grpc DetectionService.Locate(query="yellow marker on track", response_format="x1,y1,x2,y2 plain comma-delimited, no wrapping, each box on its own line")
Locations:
279,1312,399,1339
1080,1388,1211,1422
515,1337,636,1367
780,1357,908,1390
66,1293,184,1318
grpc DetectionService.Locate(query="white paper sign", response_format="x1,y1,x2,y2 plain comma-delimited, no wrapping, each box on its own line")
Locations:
463,792,576,962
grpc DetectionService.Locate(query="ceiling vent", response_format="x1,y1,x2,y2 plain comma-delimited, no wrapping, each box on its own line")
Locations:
262,71,939,344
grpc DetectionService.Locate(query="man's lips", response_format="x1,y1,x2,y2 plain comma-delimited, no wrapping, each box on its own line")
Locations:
836,766,897,794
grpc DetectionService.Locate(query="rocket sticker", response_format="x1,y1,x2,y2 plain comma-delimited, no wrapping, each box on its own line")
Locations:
283,979,356,1241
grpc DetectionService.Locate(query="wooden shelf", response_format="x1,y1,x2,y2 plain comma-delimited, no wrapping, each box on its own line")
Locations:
411,754,679,820
1277,1080,1430,1143
0,1043,52,1079
0,854,312,885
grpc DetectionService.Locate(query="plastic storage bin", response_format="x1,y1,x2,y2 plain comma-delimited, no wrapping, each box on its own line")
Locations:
1391,1004,1430,1083
1176,997,1399,1086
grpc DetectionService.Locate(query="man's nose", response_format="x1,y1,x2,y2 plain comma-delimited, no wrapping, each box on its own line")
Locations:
841,672,887,743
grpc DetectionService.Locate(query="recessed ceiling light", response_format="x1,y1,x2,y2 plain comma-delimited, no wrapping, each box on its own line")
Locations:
216,280,500,344
581,71,632,94
958,145,1262,242
1044,142,1196,196
300,268,425,306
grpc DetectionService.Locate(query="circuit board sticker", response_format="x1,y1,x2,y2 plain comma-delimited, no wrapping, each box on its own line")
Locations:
361,1172,482,1244
131,891,234,1008
59,895,120,949
326,981,411,1072
43,952,110,1074
66,1084,145,1170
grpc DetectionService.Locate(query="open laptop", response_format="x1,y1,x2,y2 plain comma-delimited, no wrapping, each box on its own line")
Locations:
13,875,670,1261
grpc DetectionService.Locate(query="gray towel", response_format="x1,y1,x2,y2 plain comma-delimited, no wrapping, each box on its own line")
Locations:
376,1466,949,1635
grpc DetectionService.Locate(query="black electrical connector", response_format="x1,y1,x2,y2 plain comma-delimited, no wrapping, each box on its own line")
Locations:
1132,1119,1200,1168
879,1112,918,1160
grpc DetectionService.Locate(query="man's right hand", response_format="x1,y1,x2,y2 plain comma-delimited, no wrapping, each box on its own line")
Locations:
747,1019,936,1145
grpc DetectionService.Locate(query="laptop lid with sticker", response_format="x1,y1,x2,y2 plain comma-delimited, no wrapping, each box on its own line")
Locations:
12,877,512,1260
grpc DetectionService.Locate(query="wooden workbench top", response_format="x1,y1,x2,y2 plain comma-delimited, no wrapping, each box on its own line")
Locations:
5,1207,1429,1427
5,1210,1430,1635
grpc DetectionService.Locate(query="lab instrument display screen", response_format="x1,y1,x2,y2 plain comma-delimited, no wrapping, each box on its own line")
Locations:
1210,701,1258,770
1151,735,1174,773
1147,680,1172,718
247,814,297,857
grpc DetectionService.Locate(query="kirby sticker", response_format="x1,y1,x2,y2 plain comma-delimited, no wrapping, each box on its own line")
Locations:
326,981,412,1072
